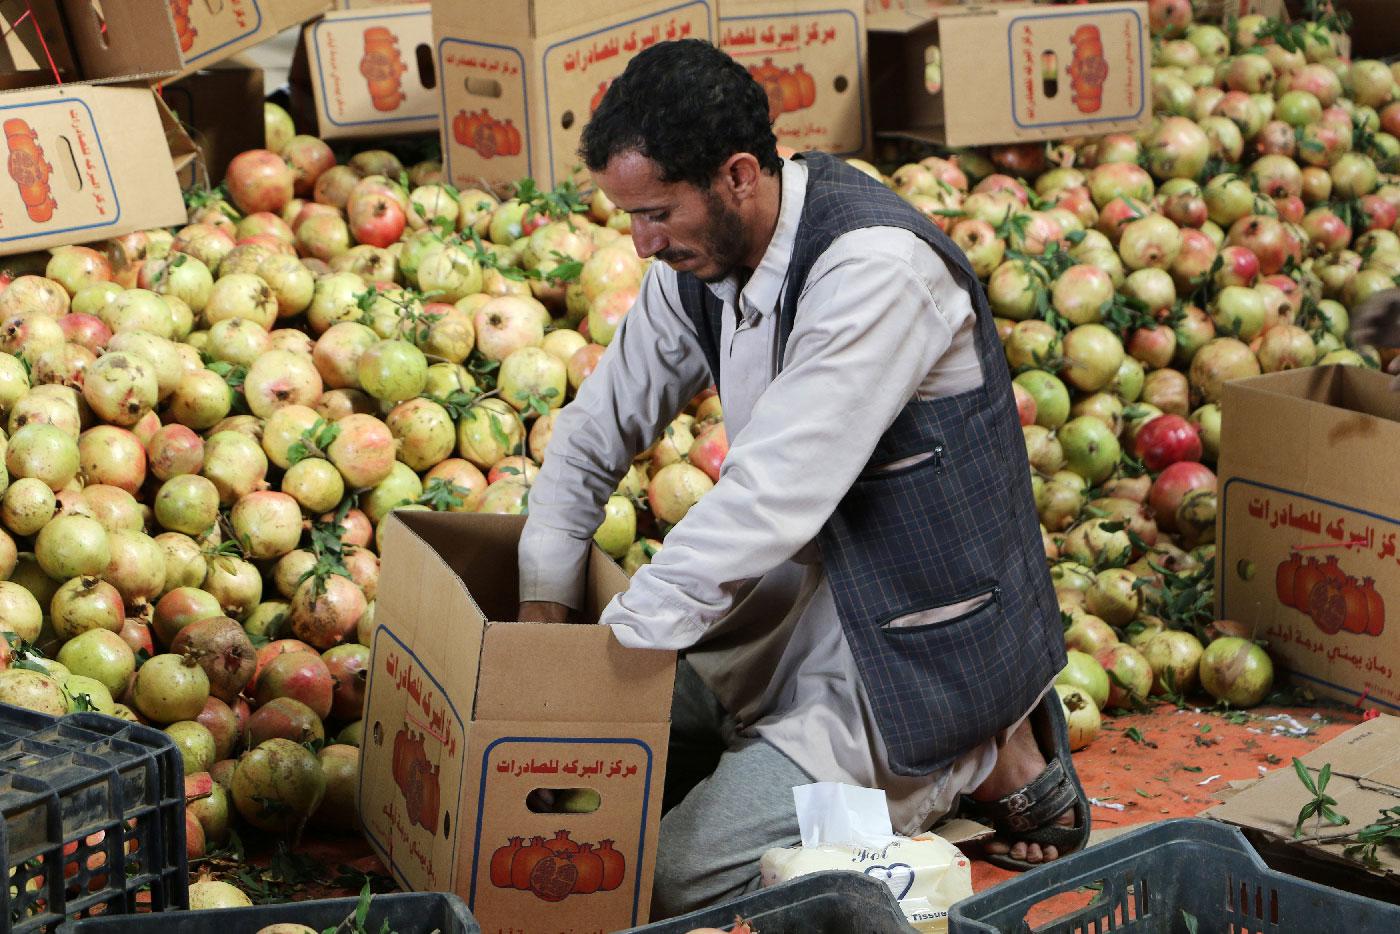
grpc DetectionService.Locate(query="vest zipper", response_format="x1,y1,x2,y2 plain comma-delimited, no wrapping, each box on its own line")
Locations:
933,443,945,475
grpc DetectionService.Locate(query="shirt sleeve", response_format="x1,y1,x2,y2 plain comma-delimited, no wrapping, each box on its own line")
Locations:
603,228,971,649
518,263,713,609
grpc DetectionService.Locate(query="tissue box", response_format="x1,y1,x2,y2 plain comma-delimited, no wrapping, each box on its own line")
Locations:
760,834,972,933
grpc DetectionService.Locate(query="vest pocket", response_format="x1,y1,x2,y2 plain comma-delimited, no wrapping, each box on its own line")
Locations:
880,587,999,632
857,442,945,480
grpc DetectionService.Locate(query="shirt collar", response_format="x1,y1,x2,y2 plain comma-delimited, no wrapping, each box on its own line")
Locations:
706,157,808,324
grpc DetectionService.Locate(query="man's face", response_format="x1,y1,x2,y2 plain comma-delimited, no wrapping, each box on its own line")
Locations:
593,150,748,283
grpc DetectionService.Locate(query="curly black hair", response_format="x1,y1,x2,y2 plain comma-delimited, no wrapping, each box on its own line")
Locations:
579,39,782,188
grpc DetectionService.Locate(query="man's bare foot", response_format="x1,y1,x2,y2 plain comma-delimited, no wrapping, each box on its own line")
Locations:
970,717,1079,865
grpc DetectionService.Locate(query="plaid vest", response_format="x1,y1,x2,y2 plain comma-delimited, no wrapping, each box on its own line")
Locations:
675,151,1065,776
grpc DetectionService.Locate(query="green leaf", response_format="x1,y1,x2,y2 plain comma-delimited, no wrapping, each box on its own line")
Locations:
1125,726,1145,744
1182,909,1200,934
1318,762,1332,794
1294,757,1318,795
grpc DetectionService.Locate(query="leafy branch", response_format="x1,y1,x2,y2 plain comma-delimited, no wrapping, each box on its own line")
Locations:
515,177,588,223
287,418,342,466
1293,758,1349,838
419,477,470,511
299,496,355,599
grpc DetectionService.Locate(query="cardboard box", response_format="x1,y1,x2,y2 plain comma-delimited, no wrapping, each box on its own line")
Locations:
718,1,869,157
0,84,190,254
1217,366,1400,714
170,0,330,82
868,1,1149,148
1206,716,1400,898
359,512,675,933
163,57,265,189
0,0,182,91
432,0,720,189
298,4,439,140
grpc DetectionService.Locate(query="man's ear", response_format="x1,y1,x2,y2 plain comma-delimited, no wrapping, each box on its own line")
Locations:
718,152,763,200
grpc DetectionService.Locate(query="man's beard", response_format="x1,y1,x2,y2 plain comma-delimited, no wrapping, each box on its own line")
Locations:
657,190,749,283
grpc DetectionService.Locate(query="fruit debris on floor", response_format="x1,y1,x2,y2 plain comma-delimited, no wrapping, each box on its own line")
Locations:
0,0,1397,926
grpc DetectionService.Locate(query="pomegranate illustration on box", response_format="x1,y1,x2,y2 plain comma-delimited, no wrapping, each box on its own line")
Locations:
392,727,441,833
361,27,409,112
490,830,626,902
1276,552,1386,636
1067,24,1108,114
169,0,197,53
451,110,522,159
747,59,816,122
4,119,57,223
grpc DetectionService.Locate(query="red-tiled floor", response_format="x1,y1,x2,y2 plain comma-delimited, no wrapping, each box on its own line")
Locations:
971,702,1364,928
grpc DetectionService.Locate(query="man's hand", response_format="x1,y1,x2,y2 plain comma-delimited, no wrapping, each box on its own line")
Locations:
517,600,572,624
1348,288,1400,353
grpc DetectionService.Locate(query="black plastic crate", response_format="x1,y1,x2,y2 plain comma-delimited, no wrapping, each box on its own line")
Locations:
0,703,188,932
624,871,918,933
949,818,1400,933
56,891,480,933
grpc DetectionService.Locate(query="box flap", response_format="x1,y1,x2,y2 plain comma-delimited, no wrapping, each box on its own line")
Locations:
173,0,331,81
1207,717,1400,877
60,0,182,84
376,512,490,700
477,624,675,723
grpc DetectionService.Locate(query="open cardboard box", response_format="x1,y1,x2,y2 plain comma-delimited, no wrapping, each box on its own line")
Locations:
867,1,1149,148
294,3,439,140
1216,366,1400,714
431,0,719,190
360,511,675,933
718,0,870,158
1206,715,1400,903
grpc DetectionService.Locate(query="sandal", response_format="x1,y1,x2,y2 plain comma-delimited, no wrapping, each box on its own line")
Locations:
965,691,1091,871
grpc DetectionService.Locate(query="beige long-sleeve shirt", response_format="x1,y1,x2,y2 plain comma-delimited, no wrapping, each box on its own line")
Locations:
519,158,1013,833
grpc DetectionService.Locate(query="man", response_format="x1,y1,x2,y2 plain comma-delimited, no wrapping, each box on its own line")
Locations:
515,39,1088,916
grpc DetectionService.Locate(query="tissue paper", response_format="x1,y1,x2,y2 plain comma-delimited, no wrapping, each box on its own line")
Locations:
761,783,972,934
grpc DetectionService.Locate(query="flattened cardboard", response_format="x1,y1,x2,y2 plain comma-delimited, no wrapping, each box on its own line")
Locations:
163,56,265,189
302,4,438,139
868,1,1149,148
0,0,180,91
718,0,869,157
433,0,719,189
360,511,675,933
1207,716,1400,896
1216,366,1400,713
171,0,331,81
0,84,187,255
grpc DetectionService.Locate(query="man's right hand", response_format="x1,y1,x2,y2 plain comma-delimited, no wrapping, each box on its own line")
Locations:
518,601,573,624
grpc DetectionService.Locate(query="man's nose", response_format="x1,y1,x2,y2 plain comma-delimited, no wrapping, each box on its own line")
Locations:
630,218,666,259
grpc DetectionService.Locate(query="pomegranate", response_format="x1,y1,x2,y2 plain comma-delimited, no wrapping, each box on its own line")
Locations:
226,149,295,214
171,616,256,703
1199,636,1273,707
1149,462,1216,533
243,351,323,418
54,628,134,697
197,697,241,761
324,643,370,721
1056,650,1111,711
1093,643,1154,708
103,530,167,608
254,649,334,719
231,739,326,834
247,697,325,748
313,744,361,831
290,574,367,650
133,653,210,724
